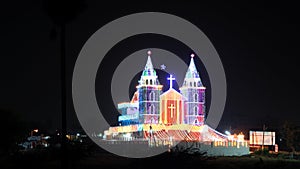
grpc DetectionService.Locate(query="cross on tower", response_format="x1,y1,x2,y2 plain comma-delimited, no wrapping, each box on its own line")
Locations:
168,104,176,118
167,74,175,89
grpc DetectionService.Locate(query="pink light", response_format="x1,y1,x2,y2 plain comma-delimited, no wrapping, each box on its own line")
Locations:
191,53,195,58
147,50,152,56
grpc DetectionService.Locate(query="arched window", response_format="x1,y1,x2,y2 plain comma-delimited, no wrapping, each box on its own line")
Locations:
194,93,198,102
190,82,192,87
149,104,155,114
148,105,152,114
194,106,198,115
146,79,148,85
194,82,197,87
149,91,155,101
198,81,201,87
150,79,153,85
151,117,155,124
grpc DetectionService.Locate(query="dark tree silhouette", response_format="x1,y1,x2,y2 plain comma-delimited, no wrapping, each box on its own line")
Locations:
282,121,300,158
42,0,86,168
0,108,28,156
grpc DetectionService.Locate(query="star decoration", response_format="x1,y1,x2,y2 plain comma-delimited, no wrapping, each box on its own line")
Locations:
160,64,166,70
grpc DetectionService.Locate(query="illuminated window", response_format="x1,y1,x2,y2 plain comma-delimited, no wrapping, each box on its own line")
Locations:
198,81,201,87
151,117,155,123
149,91,155,101
194,93,198,102
149,104,155,114
194,106,198,115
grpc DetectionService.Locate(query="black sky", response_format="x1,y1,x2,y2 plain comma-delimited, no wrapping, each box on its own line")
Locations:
0,1,299,134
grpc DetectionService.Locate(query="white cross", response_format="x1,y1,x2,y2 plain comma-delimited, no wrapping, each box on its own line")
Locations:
168,104,176,118
167,74,175,89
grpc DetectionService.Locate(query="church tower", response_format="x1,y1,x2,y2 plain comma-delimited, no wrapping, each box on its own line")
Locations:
137,51,163,124
180,54,206,125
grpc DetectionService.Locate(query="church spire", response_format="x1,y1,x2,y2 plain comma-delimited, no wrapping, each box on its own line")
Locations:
138,50,160,86
142,50,156,77
182,54,203,87
185,54,200,78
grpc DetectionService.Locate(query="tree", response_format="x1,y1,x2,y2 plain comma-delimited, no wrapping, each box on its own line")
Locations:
0,108,28,156
282,121,299,157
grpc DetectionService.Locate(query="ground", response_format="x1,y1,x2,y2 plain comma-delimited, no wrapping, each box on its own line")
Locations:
2,150,300,169
74,153,300,169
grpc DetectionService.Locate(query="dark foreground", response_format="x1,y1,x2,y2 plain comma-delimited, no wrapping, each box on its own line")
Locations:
1,149,300,169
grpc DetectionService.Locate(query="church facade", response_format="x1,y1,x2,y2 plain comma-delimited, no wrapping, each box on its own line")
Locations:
118,51,206,126
105,51,249,156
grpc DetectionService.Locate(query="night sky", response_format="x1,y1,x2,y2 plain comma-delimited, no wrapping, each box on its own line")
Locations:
1,1,299,135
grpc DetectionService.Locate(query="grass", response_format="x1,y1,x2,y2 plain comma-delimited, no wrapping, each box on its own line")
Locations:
71,151,300,169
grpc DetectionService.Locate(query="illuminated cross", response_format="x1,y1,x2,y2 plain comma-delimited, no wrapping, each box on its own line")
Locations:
168,104,176,118
167,74,175,89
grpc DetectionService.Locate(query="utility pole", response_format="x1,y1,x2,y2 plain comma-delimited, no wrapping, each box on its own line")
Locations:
262,124,266,152
60,23,67,169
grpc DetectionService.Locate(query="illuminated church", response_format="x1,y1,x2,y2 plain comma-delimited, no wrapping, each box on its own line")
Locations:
104,51,249,156
117,51,206,127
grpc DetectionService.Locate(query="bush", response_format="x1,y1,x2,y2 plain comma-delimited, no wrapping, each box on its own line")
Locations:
254,149,269,156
